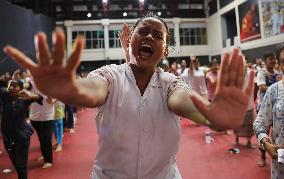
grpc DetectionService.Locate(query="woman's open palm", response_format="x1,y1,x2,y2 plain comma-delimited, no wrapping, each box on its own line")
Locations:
191,48,254,129
4,31,84,99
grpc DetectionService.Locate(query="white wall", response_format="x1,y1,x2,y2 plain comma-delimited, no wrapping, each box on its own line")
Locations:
61,18,210,62
207,13,222,56
60,0,284,64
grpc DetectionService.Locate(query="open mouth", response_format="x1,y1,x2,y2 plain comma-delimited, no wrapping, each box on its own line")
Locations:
139,44,154,58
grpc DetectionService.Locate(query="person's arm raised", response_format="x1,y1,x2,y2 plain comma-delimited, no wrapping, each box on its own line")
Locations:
168,48,254,130
118,23,131,63
4,30,108,108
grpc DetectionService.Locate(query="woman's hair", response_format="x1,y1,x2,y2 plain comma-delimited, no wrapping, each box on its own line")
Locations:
263,51,276,62
209,59,219,67
132,12,171,53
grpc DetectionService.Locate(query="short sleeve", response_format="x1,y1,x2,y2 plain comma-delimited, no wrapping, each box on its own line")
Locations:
256,70,266,86
167,75,191,98
87,66,113,88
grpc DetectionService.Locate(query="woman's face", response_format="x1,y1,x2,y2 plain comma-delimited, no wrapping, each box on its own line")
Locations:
192,59,199,69
265,55,277,70
129,18,168,70
211,63,219,72
7,81,21,96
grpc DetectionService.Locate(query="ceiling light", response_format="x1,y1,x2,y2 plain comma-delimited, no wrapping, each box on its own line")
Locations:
87,12,92,18
123,12,127,17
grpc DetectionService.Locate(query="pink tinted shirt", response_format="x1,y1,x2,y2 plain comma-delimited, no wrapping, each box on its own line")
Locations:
88,64,190,179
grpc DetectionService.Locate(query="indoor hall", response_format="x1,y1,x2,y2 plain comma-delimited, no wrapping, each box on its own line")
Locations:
0,0,283,178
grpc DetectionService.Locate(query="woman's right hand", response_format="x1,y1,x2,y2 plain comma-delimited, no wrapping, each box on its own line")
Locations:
118,23,131,63
4,30,85,101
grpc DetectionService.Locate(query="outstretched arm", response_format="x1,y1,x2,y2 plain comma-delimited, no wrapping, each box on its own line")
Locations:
4,30,108,108
168,88,210,126
169,48,254,130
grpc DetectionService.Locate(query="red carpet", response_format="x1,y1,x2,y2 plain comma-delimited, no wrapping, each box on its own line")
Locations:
0,109,270,179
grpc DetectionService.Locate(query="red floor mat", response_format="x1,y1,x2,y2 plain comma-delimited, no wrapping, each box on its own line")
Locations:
0,109,270,179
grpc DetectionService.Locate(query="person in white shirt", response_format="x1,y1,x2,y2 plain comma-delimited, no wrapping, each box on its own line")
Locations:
4,14,254,179
177,59,190,86
29,83,55,169
189,58,208,98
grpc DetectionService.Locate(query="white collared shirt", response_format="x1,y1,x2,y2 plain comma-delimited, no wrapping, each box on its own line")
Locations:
88,64,190,179
29,81,55,121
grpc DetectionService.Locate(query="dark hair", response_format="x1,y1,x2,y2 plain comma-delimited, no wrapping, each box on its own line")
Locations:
133,12,171,50
276,44,284,60
263,51,276,61
209,59,219,67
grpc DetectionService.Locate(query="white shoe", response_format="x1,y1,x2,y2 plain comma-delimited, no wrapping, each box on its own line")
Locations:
42,163,52,169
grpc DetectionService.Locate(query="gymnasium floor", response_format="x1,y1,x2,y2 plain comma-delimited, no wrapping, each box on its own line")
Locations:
0,108,270,179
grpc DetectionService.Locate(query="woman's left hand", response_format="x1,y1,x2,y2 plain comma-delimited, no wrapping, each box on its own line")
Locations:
191,48,254,130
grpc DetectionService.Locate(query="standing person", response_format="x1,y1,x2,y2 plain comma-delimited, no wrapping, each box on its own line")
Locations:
0,79,42,179
256,51,280,167
253,46,284,179
53,100,65,152
64,104,76,133
4,14,254,178
253,58,262,101
189,57,208,98
29,82,55,169
177,59,190,85
206,59,219,102
234,68,255,147
169,61,179,75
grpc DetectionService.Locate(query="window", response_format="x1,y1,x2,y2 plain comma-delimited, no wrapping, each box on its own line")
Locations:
179,27,207,45
109,30,122,48
72,30,105,49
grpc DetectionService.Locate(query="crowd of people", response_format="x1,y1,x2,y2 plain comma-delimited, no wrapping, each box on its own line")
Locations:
160,45,284,179
0,70,79,179
0,13,283,179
